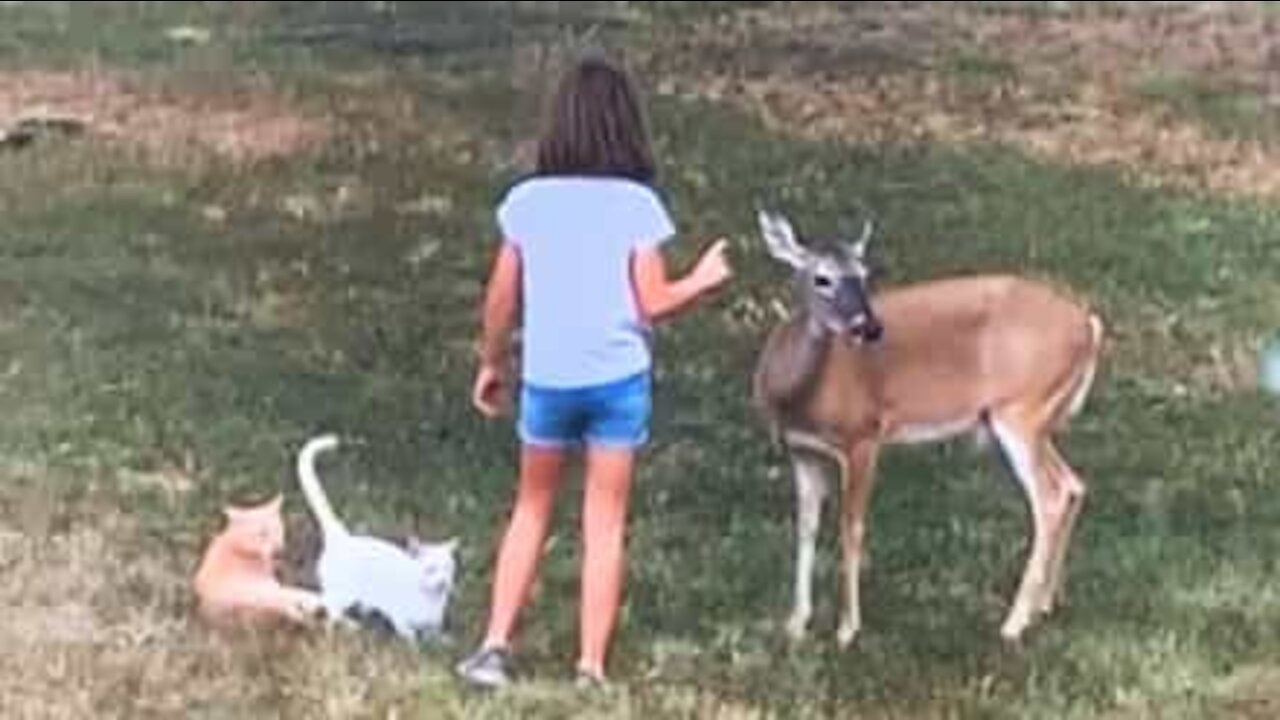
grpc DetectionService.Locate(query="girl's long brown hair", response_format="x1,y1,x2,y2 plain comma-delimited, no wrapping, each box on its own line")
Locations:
536,55,656,183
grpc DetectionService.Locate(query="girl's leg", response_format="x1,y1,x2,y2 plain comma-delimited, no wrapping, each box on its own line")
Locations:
577,445,635,678
482,444,567,648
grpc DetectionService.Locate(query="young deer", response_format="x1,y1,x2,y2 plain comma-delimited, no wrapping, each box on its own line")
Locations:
752,209,1104,646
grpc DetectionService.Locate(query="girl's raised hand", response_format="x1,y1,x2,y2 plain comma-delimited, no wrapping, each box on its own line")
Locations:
692,238,733,294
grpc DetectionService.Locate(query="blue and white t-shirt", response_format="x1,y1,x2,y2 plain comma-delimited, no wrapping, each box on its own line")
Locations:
497,175,676,389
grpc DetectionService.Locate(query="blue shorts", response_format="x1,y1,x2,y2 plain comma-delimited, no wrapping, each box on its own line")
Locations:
518,371,652,449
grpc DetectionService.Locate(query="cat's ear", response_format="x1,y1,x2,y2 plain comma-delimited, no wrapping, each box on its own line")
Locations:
265,493,283,513
443,537,459,554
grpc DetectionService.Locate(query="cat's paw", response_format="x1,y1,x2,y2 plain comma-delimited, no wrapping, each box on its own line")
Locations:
288,592,325,624
323,604,361,631
413,625,451,647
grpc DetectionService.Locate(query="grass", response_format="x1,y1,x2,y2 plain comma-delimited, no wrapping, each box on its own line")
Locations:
1137,73,1280,148
4,1,1280,717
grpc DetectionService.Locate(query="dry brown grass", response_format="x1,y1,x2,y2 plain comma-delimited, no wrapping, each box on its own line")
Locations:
0,69,328,164
643,2,1280,199
0,481,777,718
0,478,447,719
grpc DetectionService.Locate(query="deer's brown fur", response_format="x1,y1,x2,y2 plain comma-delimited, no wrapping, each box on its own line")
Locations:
753,211,1103,646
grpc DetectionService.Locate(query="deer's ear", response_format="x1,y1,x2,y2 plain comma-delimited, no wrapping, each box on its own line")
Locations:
757,209,808,269
849,219,874,260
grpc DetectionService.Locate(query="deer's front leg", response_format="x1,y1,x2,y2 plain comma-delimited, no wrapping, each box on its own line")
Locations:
787,453,828,641
837,441,879,648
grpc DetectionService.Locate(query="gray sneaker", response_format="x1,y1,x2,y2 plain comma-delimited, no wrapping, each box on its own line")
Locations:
574,667,608,692
455,646,513,689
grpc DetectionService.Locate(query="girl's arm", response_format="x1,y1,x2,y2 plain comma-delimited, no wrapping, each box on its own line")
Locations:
472,244,520,417
632,238,731,323
477,244,520,364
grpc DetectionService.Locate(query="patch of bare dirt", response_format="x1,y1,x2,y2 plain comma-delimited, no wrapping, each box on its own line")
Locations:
641,2,1280,199
0,70,328,163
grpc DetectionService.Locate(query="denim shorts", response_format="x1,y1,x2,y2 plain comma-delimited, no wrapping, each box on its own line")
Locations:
518,371,652,449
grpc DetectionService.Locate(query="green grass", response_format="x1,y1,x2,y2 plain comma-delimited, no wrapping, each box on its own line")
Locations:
5,1,1280,717
1137,73,1280,148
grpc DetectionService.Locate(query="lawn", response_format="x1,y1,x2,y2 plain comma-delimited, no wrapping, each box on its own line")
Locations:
4,2,1280,718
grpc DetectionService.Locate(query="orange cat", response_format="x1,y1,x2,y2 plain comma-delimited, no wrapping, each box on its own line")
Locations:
193,494,322,629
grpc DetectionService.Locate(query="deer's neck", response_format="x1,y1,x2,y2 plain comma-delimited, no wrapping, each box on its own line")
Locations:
759,311,833,412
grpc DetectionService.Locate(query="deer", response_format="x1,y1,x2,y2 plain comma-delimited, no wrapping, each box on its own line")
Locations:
751,209,1104,647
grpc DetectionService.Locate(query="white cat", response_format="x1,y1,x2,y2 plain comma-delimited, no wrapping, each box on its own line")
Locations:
296,433,458,641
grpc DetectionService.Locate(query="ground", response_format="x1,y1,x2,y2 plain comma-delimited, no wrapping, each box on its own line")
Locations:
3,1,1280,718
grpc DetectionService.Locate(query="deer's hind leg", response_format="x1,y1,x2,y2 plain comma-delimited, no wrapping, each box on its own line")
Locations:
1037,441,1087,616
988,410,1070,642
1036,346,1098,616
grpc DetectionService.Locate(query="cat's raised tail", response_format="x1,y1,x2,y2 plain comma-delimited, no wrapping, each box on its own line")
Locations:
297,434,347,539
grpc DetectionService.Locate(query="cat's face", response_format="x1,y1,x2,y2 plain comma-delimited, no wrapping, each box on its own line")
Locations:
223,494,285,561
408,536,458,596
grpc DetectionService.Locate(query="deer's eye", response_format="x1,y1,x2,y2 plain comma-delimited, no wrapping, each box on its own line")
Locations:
813,275,834,290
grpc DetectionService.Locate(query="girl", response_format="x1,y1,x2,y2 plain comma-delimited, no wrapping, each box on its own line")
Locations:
455,54,732,688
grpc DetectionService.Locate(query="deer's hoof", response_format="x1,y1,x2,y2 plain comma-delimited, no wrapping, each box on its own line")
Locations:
785,613,810,642
999,617,1028,645
836,621,860,649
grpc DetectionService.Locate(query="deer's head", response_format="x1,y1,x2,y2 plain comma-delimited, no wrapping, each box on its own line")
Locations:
757,209,884,343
